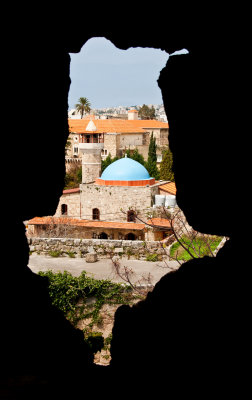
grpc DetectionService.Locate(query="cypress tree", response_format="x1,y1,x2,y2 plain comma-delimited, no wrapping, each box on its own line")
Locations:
159,148,175,181
145,133,160,179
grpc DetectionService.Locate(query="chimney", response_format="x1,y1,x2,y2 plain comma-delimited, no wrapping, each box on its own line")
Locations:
128,109,138,120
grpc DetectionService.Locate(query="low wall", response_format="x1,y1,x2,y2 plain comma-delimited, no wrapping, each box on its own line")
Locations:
27,237,168,260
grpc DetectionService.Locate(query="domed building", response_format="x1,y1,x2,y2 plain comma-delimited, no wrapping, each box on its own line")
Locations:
97,157,154,184
28,147,173,241
78,155,161,240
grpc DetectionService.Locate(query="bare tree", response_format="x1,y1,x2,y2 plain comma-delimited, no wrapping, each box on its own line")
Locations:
121,206,226,264
37,217,77,238
110,254,154,295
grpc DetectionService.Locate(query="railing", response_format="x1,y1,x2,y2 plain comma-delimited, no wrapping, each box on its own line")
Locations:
79,133,104,144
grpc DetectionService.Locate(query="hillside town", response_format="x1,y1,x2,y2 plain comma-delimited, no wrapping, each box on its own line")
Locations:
68,104,168,123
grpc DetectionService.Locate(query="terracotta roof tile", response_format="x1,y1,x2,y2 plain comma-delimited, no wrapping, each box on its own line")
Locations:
159,181,177,195
147,218,171,228
27,217,145,230
80,220,145,230
62,188,80,194
68,118,169,134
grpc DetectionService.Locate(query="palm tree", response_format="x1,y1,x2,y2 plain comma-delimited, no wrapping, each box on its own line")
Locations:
75,97,91,118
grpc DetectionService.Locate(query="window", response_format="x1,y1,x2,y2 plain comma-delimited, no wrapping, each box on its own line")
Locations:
92,208,100,220
125,233,136,241
61,204,68,215
127,210,136,222
99,232,108,239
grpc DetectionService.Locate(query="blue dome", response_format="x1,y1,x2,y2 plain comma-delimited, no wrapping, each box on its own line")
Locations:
101,157,151,181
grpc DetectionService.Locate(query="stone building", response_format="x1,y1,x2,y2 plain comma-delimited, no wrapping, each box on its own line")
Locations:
66,109,169,163
27,140,173,241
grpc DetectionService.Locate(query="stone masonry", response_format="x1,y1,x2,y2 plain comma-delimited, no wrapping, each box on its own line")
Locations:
80,183,159,222
28,237,167,260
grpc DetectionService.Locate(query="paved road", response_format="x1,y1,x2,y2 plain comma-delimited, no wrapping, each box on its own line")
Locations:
28,254,180,286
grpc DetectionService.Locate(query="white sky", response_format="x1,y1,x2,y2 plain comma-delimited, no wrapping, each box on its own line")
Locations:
68,37,170,110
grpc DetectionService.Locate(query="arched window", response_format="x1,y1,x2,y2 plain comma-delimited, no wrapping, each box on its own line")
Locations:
92,208,100,220
61,204,68,215
125,233,136,241
127,210,136,222
99,232,108,239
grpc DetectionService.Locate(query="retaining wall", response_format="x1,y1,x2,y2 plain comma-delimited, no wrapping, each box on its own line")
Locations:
27,237,168,260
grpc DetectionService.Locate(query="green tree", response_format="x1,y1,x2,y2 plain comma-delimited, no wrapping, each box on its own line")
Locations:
101,153,119,172
65,138,72,155
145,133,160,179
138,104,156,120
75,97,91,119
64,164,82,189
124,148,145,166
159,148,175,181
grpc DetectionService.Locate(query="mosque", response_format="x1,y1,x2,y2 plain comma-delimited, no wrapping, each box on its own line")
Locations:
27,134,176,241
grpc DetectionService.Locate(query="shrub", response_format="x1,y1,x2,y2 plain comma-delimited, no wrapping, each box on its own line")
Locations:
66,251,76,258
38,270,131,326
145,253,158,262
48,250,62,257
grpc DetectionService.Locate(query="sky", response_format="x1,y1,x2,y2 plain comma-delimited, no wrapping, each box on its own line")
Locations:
68,37,171,110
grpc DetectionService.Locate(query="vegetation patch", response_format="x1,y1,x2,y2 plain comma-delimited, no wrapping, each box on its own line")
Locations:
145,253,158,262
48,250,62,257
38,270,141,357
170,235,223,261
66,251,76,258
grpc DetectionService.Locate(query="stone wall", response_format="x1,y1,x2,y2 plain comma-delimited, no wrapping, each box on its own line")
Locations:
119,133,143,148
81,146,102,184
144,128,169,147
104,133,120,158
55,191,81,218
80,183,159,221
28,237,167,260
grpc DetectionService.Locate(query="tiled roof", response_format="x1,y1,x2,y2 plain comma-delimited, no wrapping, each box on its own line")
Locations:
78,220,145,230
159,181,177,195
68,118,169,134
130,120,169,129
62,188,80,194
27,217,145,231
147,218,171,228
27,217,78,225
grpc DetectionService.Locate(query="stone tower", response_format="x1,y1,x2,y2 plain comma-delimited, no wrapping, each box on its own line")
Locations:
79,120,104,183
128,109,138,120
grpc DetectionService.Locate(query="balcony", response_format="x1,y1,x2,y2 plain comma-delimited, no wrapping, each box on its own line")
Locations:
79,133,104,144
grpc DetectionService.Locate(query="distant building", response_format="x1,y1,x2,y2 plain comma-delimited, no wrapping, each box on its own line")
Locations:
66,109,169,165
